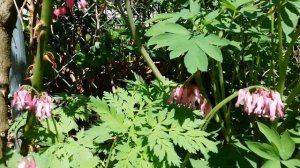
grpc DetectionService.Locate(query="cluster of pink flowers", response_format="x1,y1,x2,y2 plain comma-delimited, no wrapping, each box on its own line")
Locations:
53,0,87,17
12,88,53,120
18,156,38,168
235,88,284,121
167,85,212,116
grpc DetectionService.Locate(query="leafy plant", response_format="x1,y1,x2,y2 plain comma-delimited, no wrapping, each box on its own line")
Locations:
145,1,231,74
88,80,219,167
246,122,300,168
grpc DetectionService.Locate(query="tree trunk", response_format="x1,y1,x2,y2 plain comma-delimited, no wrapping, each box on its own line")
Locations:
0,0,19,158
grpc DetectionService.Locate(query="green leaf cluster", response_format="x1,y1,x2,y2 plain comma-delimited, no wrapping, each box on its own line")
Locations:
88,80,218,167
145,1,230,74
246,122,300,168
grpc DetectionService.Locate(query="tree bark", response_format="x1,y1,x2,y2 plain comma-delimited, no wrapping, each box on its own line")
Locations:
0,0,19,158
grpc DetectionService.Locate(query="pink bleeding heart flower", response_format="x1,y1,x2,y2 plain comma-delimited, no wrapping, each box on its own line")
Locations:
34,92,52,119
11,86,53,120
80,0,87,9
254,95,264,115
12,89,31,111
18,156,38,168
59,7,67,15
53,7,67,17
200,99,212,116
167,85,212,116
235,89,248,107
235,88,284,121
53,8,61,17
66,0,75,8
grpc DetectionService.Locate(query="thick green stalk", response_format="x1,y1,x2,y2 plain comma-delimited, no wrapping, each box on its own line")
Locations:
218,62,226,101
218,62,231,141
285,77,300,106
210,63,228,142
268,7,275,85
276,3,284,95
277,27,300,95
122,0,165,83
21,0,53,156
277,78,300,132
32,0,53,91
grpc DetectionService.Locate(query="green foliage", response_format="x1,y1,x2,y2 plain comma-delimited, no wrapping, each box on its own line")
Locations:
146,22,229,73
190,158,209,168
7,0,300,167
88,80,219,167
246,122,299,167
281,0,300,40
36,129,106,168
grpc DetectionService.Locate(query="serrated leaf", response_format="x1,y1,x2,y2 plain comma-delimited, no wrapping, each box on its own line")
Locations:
262,160,281,168
146,23,190,36
246,142,280,161
148,130,181,167
190,159,209,168
280,131,295,160
184,43,208,73
87,97,110,115
79,157,100,168
169,120,218,157
195,36,223,62
115,142,141,168
58,113,78,133
82,125,111,144
257,122,281,151
166,148,181,167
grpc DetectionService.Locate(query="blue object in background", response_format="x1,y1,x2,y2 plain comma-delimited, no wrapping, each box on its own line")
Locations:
10,18,27,150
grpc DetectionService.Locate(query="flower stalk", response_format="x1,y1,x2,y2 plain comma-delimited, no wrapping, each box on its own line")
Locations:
20,0,54,156
117,0,165,83
277,27,300,95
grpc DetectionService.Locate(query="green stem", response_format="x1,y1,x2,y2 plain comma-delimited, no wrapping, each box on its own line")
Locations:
105,137,118,168
285,77,300,107
194,72,210,103
20,112,35,156
277,27,300,95
218,62,226,101
119,0,165,83
32,0,53,91
20,0,53,156
218,62,231,142
51,116,60,142
180,152,192,168
269,7,275,85
183,71,198,85
201,85,266,131
210,63,228,141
